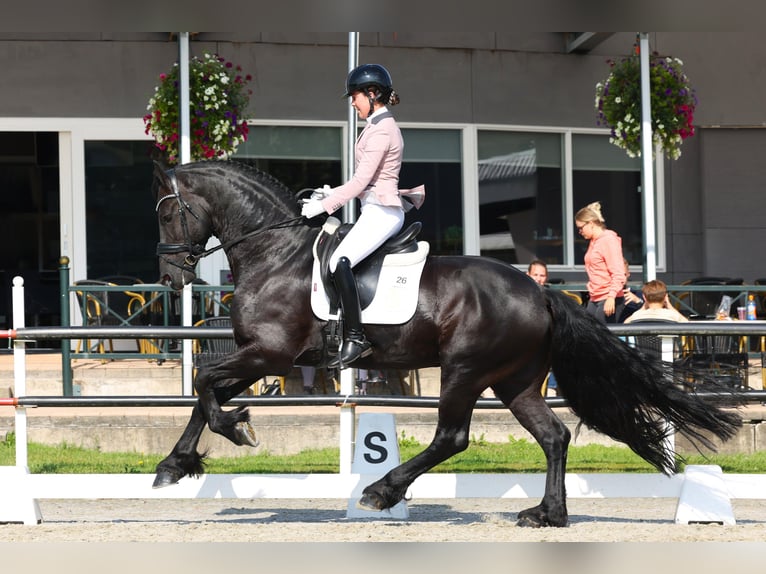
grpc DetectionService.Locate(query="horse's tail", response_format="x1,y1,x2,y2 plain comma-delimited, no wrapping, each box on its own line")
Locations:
544,289,742,474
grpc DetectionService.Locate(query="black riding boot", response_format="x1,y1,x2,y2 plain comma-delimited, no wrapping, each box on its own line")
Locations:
327,257,372,368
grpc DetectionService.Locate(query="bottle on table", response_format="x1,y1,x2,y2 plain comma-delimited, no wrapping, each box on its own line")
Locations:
746,294,757,320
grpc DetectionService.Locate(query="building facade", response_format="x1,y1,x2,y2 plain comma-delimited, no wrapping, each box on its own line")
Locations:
1,32,765,327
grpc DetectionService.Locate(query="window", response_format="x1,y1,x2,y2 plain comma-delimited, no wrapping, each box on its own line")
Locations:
477,129,647,268
477,130,563,265
571,134,642,265
84,140,158,281
0,132,61,332
400,128,463,255
237,125,464,256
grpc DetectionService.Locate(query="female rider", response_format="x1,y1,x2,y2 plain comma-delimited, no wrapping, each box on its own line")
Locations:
301,63,423,368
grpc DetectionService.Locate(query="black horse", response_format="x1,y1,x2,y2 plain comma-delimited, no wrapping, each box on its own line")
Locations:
151,160,741,527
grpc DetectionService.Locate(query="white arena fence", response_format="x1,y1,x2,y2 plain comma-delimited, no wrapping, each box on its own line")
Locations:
3,275,766,526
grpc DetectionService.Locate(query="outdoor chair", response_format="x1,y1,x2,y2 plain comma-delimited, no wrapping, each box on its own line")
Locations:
679,330,749,390
627,318,683,364
674,277,744,319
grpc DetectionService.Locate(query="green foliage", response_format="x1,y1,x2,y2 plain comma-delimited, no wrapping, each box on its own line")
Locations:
470,433,489,447
2,431,15,448
143,52,253,163
397,430,420,449
595,52,696,160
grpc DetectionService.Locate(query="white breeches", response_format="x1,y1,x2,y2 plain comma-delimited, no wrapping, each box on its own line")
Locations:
329,203,405,273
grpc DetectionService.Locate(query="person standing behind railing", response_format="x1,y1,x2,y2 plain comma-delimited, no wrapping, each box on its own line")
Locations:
575,201,626,324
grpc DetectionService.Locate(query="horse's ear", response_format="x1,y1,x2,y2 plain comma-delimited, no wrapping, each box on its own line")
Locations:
152,160,170,200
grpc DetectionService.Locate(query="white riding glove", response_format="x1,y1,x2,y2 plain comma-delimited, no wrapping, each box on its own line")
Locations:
311,184,332,200
301,197,325,219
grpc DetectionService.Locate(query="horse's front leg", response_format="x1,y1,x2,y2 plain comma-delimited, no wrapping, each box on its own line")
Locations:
357,386,478,511
195,363,261,447
152,363,261,489
153,401,207,488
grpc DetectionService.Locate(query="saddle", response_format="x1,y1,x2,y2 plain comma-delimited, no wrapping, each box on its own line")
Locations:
313,217,423,314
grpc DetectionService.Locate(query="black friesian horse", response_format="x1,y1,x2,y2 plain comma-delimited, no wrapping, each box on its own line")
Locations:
151,160,741,527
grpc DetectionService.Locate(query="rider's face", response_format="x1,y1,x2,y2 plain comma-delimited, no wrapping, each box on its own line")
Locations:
350,90,373,119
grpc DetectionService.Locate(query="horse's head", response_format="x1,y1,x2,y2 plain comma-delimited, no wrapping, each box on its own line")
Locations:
153,162,213,289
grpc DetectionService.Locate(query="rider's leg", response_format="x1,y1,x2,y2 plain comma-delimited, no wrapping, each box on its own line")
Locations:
328,256,372,368
327,204,404,368
328,203,405,272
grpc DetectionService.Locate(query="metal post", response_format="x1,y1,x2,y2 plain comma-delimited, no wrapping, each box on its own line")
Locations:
59,256,73,396
342,32,359,226
12,276,28,469
339,32,360,475
639,32,657,282
178,32,191,165
182,283,193,395
661,334,676,460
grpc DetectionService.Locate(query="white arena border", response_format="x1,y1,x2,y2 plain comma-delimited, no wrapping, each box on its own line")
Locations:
18,471,766,500
4,277,766,525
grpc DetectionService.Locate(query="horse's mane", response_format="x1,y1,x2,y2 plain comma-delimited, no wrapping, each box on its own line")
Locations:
181,160,297,200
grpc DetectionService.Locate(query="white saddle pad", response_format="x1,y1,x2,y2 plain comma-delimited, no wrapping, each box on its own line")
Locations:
310,242,429,325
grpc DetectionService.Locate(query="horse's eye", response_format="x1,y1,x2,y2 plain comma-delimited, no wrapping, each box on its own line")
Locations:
161,214,172,224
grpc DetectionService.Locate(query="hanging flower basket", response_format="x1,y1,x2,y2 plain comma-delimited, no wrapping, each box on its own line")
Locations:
595,52,697,160
144,53,253,164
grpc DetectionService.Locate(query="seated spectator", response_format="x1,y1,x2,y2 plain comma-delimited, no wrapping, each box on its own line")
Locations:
624,279,688,323
526,259,548,286
526,259,558,395
619,258,644,322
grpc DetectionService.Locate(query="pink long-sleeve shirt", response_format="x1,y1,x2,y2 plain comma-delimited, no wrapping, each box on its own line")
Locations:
584,229,626,302
321,109,404,214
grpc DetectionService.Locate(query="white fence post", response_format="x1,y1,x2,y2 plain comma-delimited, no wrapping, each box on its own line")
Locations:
182,283,193,395
12,276,28,469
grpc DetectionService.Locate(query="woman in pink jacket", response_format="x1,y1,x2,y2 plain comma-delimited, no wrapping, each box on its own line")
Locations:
301,63,423,367
575,201,626,324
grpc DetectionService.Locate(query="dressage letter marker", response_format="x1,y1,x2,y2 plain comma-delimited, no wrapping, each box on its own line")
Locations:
347,413,409,519
675,465,736,525
0,466,42,525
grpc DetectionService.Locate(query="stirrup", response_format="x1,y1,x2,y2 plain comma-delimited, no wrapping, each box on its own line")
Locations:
327,338,372,369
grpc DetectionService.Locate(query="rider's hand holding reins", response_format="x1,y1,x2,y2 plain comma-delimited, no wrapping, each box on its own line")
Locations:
301,185,330,219
301,197,325,219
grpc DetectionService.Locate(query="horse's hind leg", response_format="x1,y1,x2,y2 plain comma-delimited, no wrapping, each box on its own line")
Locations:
358,385,478,511
507,389,571,527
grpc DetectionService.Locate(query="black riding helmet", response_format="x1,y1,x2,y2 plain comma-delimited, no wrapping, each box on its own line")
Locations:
342,63,393,99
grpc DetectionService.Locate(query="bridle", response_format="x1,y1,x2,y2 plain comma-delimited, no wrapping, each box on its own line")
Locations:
155,168,305,275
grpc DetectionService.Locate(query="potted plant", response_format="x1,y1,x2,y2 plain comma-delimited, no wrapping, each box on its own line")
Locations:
595,51,696,160
144,53,253,164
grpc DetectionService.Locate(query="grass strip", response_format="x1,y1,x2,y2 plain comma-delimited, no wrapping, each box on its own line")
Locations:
3,433,766,474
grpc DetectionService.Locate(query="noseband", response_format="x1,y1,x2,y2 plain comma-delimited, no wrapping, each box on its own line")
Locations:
155,168,305,275
155,169,207,275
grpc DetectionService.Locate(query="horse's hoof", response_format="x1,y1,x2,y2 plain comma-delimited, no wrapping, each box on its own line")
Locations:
152,470,180,489
356,492,385,511
234,420,260,447
516,515,544,528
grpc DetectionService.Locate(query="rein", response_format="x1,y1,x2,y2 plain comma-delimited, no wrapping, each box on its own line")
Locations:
155,168,305,274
